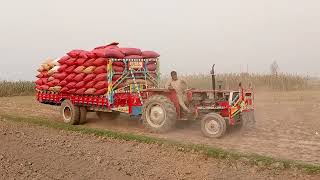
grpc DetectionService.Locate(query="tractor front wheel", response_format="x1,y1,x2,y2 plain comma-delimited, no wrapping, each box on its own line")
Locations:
60,100,80,125
142,95,177,133
201,113,226,138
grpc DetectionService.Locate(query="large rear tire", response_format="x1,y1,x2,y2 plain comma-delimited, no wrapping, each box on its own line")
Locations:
142,95,177,133
60,100,80,125
96,112,120,120
201,113,226,138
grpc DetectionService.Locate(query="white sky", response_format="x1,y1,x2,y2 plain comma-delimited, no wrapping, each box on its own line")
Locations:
0,0,319,80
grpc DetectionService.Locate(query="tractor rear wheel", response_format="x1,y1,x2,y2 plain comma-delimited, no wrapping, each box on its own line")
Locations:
96,112,120,120
142,95,177,133
201,113,226,138
60,100,80,125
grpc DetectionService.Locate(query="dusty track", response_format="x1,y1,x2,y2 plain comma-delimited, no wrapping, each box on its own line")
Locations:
0,90,319,165
1,119,320,179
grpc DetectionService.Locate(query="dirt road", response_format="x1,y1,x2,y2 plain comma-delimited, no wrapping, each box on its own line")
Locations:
0,90,319,165
1,119,319,180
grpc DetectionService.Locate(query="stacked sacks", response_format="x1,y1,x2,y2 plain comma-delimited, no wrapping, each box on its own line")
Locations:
35,42,160,95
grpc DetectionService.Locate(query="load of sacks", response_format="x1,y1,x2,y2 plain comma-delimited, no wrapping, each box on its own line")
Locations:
35,42,159,95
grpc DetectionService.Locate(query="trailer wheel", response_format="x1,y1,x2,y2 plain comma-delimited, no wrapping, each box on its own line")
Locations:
201,113,226,138
60,100,80,125
142,95,177,133
79,107,87,124
96,112,120,120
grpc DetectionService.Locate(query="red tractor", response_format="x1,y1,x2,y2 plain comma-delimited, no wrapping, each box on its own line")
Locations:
37,59,254,138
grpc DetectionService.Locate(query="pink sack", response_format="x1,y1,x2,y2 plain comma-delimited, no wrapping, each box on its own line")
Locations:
119,48,142,56
86,51,96,58
112,61,125,67
105,49,125,59
74,73,86,82
93,58,109,66
84,88,96,95
94,81,108,90
79,51,89,59
92,49,106,58
124,55,143,59
142,51,160,58
74,66,86,74
41,78,48,85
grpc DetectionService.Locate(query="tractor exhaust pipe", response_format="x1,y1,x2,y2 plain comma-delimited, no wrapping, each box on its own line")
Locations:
211,64,216,97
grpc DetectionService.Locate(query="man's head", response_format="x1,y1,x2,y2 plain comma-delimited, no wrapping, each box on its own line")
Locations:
170,71,178,81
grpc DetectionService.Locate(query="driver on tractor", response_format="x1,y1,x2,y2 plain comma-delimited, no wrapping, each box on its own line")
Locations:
165,71,191,113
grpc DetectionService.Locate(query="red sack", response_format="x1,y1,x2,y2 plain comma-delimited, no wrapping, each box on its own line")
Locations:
113,65,125,72
85,81,95,88
112,74,122,81
124,55,143,59
95,88,107,95
36,73,43,78
94,81,108,90
50,79,60,86
65,73,76,82
58,56,70,65
112,61,125,67
66,82,77,89
35,79,43,85
75,88,86,95
41,78,48,85
86,51,96,58
67,88,76,94
142,51,160,58
40,85,49,90
93,58,109,66
74,73,86,82
58,80,68,86
65,65,77,74
60,87,69,93
92,49,106,58
147,63,157,71
119,48,142,56
74,66,86,74
83,58,95,67
79,51,88,59
93,65,107,74
94,73,107,82
58,64,68,73
65,58,76,66
105,49,125,59
94,42,119,50
37,71,49,78
47,81,54,87
67,50,84,58
52,72,68,80
75,58,86,66
83,74,96,82
75,81,85,89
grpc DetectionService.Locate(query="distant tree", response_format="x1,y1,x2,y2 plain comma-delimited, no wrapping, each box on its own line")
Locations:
270,61,279,76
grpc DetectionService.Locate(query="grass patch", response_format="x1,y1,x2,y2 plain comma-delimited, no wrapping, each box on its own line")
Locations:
0,81,35,97
1,114,319,174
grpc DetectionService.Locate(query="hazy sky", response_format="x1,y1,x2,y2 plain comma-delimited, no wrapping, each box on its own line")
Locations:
0,0,319,80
